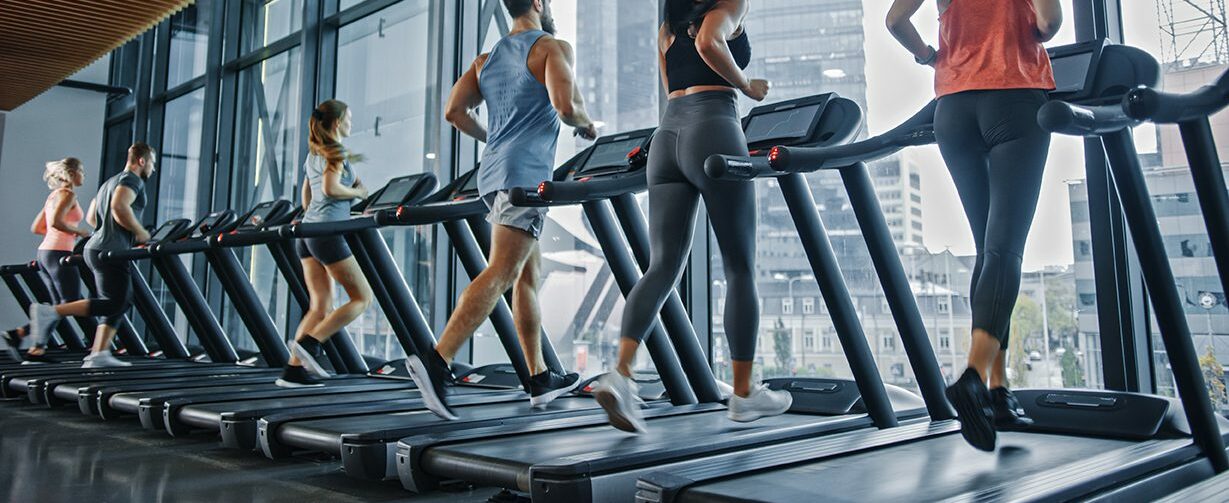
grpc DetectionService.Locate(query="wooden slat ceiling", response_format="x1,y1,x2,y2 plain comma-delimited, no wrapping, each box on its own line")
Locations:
0,0,193,111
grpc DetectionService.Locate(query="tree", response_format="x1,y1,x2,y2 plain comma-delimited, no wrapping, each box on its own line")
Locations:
1043,275,1078,343
1009,295,1043,387
1200,345,1228,409
772,318,793,375
1061,343,1085,388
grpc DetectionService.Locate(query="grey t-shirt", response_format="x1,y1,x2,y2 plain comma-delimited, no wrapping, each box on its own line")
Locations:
301,154,356,224
85,171,146,251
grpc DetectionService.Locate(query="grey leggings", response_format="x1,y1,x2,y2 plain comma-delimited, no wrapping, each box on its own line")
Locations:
620,91,760,361
934,89,1051,349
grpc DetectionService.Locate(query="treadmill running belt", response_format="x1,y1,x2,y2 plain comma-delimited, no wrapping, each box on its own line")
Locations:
279,396,599,452
676,432,1135,502
423,412,857,491
175,389,425,429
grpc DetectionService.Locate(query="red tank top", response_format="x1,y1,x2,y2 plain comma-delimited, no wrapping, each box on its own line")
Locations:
39,189,83,252
934,0,1056,97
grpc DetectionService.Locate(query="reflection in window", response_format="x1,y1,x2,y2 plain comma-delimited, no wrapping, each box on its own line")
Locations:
335,1,439,362
155,89,206,349
167,2,211,88
227,49,302,349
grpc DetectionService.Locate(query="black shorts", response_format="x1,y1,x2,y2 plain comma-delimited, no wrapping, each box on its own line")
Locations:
295,236,353,265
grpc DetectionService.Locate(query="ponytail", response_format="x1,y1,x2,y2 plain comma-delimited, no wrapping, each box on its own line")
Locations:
308,100,361,172
43,157,83,190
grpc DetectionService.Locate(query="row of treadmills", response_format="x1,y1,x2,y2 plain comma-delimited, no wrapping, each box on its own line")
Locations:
4,38,1229,502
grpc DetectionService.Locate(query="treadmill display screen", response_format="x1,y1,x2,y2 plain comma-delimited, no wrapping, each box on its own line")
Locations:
1051,51,1093,94
369,177,418,209
579,138,643,174
457,171,480,196
241,203,279,229
196,214,226,235
745,103,821,144
150,223,180,243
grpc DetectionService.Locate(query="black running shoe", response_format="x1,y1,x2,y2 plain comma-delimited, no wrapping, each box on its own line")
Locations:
2,328,22,361
528,371,582,408
991,387,1034,431
406,351,457,420
275,365,325,388
945,368,996,451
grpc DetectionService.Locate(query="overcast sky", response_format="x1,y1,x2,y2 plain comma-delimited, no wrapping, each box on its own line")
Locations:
553,1,1170,271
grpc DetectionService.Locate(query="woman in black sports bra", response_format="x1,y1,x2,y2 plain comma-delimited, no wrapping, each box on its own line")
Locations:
595,0,793,434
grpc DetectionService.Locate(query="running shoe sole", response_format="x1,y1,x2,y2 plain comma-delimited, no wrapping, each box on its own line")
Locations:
595,387,646,433
291,342,330,379
946,385,996,451
275,379,325,388
405,356,458,420
529,377,583,408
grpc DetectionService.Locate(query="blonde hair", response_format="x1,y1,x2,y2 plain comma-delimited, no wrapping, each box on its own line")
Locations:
43,157,83,190
308,99,362,172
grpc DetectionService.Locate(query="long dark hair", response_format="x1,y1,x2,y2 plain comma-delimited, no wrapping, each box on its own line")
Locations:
665,0,719,36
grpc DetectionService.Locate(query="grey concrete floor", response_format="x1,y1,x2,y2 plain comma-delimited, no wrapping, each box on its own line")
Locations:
0,400,496,503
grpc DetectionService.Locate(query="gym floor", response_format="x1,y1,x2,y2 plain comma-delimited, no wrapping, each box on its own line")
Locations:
0,402,491,502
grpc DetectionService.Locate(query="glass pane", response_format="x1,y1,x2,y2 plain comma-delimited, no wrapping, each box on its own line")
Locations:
155,88,207,348
167,2,212,88
712,1,1095,394
227,49,303,351
335,0,440,362
108,40,141,116
1124,5,1229,409
240,0,304,54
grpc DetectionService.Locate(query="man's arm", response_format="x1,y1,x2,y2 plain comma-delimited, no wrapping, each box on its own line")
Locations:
543,39,597,139
444,54,490,143
1032,0,1062,42
886,0,933,63
110,186,149,243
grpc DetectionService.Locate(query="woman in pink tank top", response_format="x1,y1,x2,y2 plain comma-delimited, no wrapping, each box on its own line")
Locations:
888,0,1062,451
3,158,93,362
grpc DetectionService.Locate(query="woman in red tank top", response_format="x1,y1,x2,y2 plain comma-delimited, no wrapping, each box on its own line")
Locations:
3,158,93,362
887,0,1062,452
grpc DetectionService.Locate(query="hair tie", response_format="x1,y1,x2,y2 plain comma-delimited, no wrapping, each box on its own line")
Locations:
311,109,324,121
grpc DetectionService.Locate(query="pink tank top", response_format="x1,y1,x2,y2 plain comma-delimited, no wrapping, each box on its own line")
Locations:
39,189,83,252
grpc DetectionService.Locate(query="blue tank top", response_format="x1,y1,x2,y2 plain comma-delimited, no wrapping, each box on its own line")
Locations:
476,30,561,196
301,153,355,224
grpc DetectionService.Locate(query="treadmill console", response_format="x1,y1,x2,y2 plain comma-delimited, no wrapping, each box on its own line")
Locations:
192,210,238,238
364,173,438,213
743,93,834,151
563,127,655,181
236,200,290,230
1046,38,1106,103
148,219,194,244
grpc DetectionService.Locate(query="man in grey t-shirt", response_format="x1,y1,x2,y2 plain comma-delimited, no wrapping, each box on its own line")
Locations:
30,143,156,368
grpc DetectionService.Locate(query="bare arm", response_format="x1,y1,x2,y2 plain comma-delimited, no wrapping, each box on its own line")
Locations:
445,54,490,143
1032,0,1062,42
544,39,596,136
658,24,672,92
886,0,933,62
320,165,367,200
49,190,90,237
31,208,46,235
693,1,752,91
110,186,149,243
86,198,98,228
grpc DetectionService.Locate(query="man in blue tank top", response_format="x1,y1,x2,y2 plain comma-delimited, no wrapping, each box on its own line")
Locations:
406,0,599,420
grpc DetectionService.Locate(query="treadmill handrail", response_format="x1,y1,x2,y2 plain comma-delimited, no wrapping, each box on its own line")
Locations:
1037,99,1139,136
1123,77,1229,123
534,172,648,204
213,227,288,248
374,198,489,227
289,216,378,237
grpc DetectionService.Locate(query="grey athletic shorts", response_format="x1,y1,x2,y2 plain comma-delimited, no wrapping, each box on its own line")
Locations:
483,190,547,239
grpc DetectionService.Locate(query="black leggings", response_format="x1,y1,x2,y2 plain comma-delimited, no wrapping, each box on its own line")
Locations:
36,249,82,345
83,249,133,326
934,89,1051,349
620,91,760,361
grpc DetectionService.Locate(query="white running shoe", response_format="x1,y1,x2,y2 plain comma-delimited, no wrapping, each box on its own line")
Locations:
28,304,61,347
714,380,735,400
594,373,647,434
82,352,132,368
290,341,330,379
728,384,793,423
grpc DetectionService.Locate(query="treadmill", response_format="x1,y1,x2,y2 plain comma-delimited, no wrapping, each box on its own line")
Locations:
631,40,1229,503
0,219,272,405
98,176,457,433
387,94,934,503
245,147,702,476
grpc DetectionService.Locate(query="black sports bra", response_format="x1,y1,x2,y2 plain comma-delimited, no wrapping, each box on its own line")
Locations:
664,29,751,93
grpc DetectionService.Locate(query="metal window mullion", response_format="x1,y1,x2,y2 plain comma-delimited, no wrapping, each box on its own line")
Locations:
429,0,458,336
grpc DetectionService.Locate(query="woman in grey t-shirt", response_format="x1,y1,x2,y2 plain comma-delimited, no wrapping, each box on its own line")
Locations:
277,99,374,388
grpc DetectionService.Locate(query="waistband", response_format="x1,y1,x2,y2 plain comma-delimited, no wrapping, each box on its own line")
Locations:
662,90,739,128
